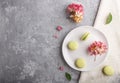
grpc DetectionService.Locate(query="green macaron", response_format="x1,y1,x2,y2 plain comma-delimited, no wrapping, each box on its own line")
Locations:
67,41,78,51
80,32,90,41
102,66,114,76
75,58,86,68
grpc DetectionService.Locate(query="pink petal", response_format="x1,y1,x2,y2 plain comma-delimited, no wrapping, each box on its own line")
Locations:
53,34,58,38
56,26,62,31
59,66,64,71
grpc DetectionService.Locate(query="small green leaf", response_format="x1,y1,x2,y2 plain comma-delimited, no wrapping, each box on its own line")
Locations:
65,72,71,81
106,13,112,24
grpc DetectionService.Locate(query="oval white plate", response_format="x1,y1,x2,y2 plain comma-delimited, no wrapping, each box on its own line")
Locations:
62,26,108,71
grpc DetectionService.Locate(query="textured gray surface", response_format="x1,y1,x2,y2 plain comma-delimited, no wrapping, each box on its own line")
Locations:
0,0,100,83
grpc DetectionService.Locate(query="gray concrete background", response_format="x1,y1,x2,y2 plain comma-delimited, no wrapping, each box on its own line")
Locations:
0,0,100,83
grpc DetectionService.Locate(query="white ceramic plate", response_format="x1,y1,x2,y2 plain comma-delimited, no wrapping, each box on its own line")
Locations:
62,26,108,71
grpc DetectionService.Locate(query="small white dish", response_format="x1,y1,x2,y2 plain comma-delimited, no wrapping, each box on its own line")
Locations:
62,26,108,71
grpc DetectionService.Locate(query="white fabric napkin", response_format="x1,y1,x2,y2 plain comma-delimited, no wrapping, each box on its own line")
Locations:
79,0,120,83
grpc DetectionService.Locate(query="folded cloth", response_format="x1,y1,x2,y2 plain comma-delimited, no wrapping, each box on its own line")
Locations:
79,0,120,83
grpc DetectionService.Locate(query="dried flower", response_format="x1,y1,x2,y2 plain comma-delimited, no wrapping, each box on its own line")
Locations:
88,41,107,56
67,3,84,23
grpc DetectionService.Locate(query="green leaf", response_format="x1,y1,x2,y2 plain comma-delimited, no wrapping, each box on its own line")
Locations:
65,72,72,81
106,13,112,24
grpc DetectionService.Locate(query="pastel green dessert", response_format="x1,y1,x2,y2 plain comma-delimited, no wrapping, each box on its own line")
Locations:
67,41,78,50
75,58,86,68
80,32,90,40
103,66,114,76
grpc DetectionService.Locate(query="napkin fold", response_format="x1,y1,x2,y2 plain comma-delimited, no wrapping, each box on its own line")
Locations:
79,0,120,83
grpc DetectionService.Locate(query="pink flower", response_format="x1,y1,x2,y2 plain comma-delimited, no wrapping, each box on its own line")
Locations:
67,3,84,14
56,26,62,31
88,41,107,56
67,3,84,23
